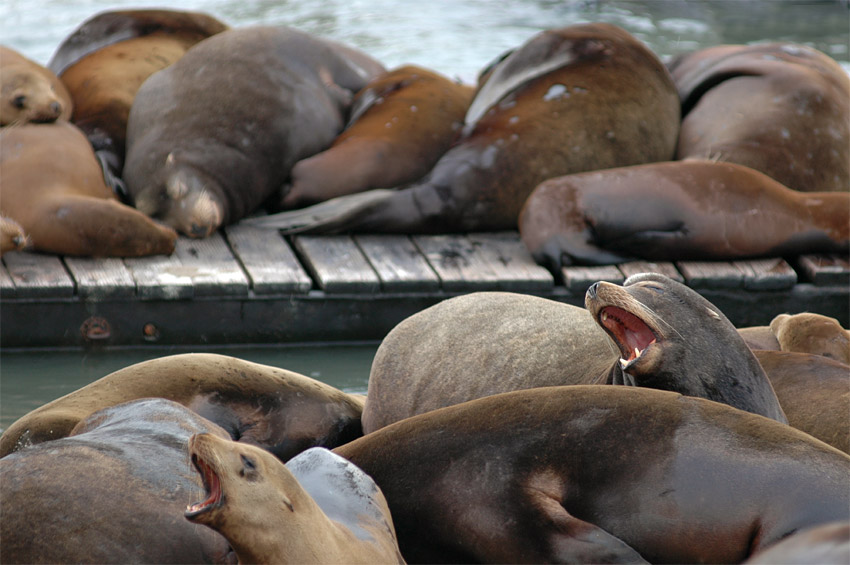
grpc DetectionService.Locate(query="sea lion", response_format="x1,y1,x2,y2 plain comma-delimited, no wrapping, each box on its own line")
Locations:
0,120,177,257
186,435,405,564
48,9,229,186
282,65,474,209
337,386,850,564
362,273,786,434
246,22,680,234
754,349,849,454
739,312,850,364
0,353,365,461
519,159,849,270
744,521,850,565
669,43,849,193
0,398,234,564
0,216,29,255
0,46,72,126
123,25,386,237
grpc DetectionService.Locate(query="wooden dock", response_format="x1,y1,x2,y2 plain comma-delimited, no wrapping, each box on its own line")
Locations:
1,226,847,349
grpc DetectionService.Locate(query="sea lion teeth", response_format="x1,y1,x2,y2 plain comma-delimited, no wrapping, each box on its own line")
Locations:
619,358,630,369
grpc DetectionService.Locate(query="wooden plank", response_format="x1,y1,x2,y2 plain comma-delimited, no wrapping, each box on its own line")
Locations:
733,258,797,291
294,235,380,293
225,225,311,295
562,265,624,294
676,261,744,289
173,233,249,297
354,235,440,293
0,262,16,299
468,232,554,292
2,251,75,298
617,261,683,283
797,254,850,286
124,254,194,300
412,234,502,292
63,257,136,299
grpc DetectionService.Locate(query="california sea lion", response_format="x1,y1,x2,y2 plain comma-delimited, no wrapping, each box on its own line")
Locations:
246,22,680,234
0,216,28,255
0,398,234,564
744,521,850,565
0,353,364,460
0,46,72,126
0,121,177,257
123,25,386,237
282,65,474,209
669,43,849,192
47,9,229,185
739,312,850,364
519,159,849,269
339,386,850,564
186,435,404,564
363,273,786,433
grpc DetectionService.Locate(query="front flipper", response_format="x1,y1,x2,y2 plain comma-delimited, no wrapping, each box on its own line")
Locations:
532,233,634,274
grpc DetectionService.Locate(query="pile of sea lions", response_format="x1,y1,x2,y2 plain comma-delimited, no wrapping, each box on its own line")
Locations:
2,275,848,563
1,7,847,270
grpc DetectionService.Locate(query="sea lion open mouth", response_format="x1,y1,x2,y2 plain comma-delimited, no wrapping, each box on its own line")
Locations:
186,453,222,517
598,306,657,370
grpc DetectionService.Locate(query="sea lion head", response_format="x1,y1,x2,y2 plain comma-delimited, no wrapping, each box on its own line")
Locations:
0,67,66,126
770,312,850,364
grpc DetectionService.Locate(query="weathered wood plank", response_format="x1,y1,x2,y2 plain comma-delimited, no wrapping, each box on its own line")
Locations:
733,258,797,291
0,262,17,299
63,257,136,299
2,251,75,298
294,235,380,293
124,254,194,300
354,235,440,293
617,261,684,283
676,261,744,289
173,233,249,297
797,254,850,286
413,235,502,291
562,265,625,294
225,225,312,295
468,232,554,292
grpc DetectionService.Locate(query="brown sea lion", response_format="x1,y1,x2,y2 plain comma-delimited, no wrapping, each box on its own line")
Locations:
754,349,849,454
0,120,177,257
123,25,386,237
47,9,229,186
363,273,786,433
519,160,849,270
745,521,850,565
282,65,474,209
0,46,72,126
669,43,849,193
186,435,405,564
0,353,365,461
0,216,29,255
739,312,850,364
246,22,680,234
338,386,850,564
0,399,234,564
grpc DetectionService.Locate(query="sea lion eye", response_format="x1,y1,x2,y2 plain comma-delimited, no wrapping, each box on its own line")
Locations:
12,95,26,109
642,283,664,294
241,454,256,470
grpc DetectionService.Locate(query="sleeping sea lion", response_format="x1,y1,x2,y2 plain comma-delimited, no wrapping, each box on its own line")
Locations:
337,386,850,564
519,159,849,269
246,22,680,234
186,435,404,564
123,25,385,237
0,46,72,126
740,312,850,364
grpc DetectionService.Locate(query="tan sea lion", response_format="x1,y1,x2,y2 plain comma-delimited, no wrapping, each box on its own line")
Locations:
1,399,234,564
0,353,365,461
745,521,850,565
0,46,72,126
123,25,386,237
337,386,850,564
47,9,229,186
186,435,405,564
771,312,850,364
0,216,29,255
363,273,786,433
282,65,474,209
246,22,680,234
519,160,849,269
0,120,177,257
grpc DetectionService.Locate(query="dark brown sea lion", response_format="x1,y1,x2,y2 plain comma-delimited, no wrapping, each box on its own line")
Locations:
754,349,849,454
47,9,229,186
0,216,29,255
739,312,850,364
0,398,234,564
246,22,680,234
186,435,404,564
338,386,850,564
282,65,474,209
744,521,850,565
0,353,365,461
363,273,786,433
0,46,72,126
123,25,386,237
0,120,177,257
669,43,849,193
519,159,849,270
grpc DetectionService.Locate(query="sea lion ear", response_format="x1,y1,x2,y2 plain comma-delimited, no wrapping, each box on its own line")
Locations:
705,306,721,320
281,496,294,512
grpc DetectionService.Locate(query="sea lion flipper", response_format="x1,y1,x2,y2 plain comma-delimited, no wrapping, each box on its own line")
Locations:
534,233,633,273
